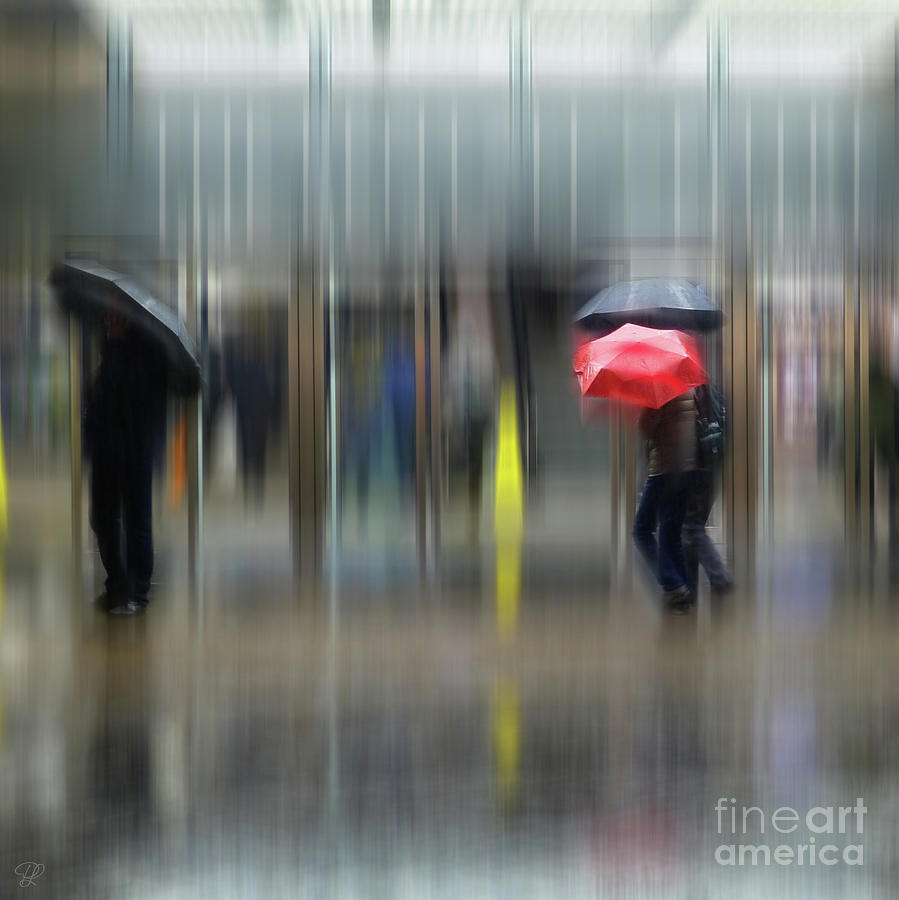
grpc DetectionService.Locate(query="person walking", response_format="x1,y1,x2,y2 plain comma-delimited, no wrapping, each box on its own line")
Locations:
85,310,167,615
682,382,733,597
633,390,698,612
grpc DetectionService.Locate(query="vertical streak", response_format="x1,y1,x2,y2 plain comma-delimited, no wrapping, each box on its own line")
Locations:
225,97,231,256
853,90,863,556
623,106,631,244
159,99,166,256
745,98,751,251
710,33,718,252
384,107,391,251
69,318,82,572
451,99,458,253
674,97,681,241
777,97,784,248
345,106,352,250
428,244,442,568
570,98,577,258
854,96,860,249
193,95,200,257
609,406,620,592
416,97,427,575
178,203,187,320
418,96,425,249
191,93,204,591
763,235,770,545
533,102,540,253
288,209,300,579
328,228,338,566
247,97,254,253
302,99,309,250
810,99,816,245
828,101,835,226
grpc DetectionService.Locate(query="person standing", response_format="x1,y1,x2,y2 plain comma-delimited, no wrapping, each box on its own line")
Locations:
384,317,416,506
444,308,497,541
633,391,698,612
85,310,167,615
224,311,280,510
339,312,383,529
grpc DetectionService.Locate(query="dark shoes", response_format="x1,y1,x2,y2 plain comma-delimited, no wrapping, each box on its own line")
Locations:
109,600,145,616
663,585,694,615
104,594,149,616
710,577,735,599
95,591,123,612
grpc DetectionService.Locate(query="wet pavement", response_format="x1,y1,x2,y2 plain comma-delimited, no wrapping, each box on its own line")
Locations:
0,535,897,898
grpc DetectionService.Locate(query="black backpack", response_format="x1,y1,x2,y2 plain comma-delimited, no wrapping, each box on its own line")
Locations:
695,383,727,469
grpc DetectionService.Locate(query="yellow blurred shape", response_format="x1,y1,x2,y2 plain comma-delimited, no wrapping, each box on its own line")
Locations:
496,542,521,639
493,380,524,541
494,380,524,637
492,680,520,801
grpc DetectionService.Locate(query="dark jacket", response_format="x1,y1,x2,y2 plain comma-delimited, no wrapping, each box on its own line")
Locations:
84,333,168,466
224,334,280,437
640,390,698,477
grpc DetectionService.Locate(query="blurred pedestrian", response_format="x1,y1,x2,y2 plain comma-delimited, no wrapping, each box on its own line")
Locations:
339,311,383,529
384,317,416,506
633,391,697,613
225,306,280,510
85,310,167,615
203,342,225,479
683,383,734,598
444,308,497,541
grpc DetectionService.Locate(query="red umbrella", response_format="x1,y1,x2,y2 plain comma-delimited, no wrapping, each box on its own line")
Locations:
573,323,707,409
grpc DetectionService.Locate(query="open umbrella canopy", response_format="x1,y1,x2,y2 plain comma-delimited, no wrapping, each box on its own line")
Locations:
574,278,723,334
50,260,201,396
573,324,707,409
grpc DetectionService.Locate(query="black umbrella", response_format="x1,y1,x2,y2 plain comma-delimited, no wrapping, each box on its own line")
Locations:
573,278,723,334
50,260,202,395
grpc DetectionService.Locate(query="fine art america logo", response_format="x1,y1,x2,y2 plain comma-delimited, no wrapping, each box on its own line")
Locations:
714,798,866,867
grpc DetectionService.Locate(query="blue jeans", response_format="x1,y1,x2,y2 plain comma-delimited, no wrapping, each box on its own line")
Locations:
683,469,732,591
633,474,690,592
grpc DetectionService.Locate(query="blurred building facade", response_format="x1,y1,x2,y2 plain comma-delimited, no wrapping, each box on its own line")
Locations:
0,0,896,595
